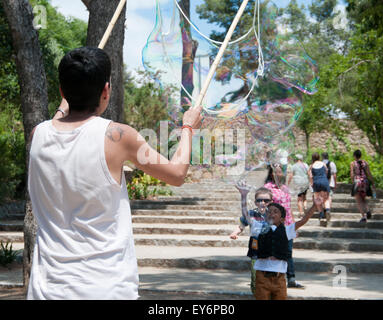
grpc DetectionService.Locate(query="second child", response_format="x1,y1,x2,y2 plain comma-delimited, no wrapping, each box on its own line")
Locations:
242,198,321,300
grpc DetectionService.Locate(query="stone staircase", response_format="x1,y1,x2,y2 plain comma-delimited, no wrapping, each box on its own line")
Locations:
1,179,383,299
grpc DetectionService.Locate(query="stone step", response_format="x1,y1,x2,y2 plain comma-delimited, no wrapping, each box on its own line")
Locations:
131,202,383,212
133,234,383,253
133,224,236,236
137,267,383,300
6,240,383,273
0,221,383,241
3,262,383,300
4,209,383,225
5,215,377,231
157,195,383,205
0,221,23,232
135,246,383,273
132,209,237,217
0,232,23,243
133,221,383,239
132,222,383,239
311,220,383,229
293,212,383,220
131,209,383,224
0,213,24,221
133,216,236,225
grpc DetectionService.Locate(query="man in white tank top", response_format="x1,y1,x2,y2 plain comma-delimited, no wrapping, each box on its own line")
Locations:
27,47,203,300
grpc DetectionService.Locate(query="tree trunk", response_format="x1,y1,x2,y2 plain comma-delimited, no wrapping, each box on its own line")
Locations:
178,0,198,111
304,129,310,153
1,0,49,288
82,0,126,123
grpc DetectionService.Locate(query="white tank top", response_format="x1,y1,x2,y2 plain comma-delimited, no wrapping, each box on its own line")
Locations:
27,117,138,300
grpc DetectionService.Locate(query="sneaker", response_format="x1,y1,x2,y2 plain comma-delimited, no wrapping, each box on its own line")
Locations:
366,211,372,219
325,210,331,222
319,211,325,220
359,217,367,223
287,280,305,289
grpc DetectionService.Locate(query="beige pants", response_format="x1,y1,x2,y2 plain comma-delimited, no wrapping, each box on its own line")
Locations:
255,270,287,300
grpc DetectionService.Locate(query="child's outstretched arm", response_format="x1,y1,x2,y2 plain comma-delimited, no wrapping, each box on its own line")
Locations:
295,196,323,230
235,180,251,225
230,225,244,240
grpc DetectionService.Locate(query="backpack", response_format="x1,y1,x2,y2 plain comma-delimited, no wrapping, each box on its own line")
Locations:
326,161,332,180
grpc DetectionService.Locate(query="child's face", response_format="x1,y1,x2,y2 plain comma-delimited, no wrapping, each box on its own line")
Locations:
255,193,272,213
274,165,284,178
266,205,284,225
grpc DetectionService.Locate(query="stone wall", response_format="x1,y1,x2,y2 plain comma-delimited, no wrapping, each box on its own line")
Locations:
292,120,376,157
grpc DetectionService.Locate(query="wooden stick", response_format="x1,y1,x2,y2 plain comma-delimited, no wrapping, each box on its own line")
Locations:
192,0,250,110
98,0,127,49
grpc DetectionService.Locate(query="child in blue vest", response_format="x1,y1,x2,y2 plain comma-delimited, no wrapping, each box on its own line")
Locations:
230,185,273,295
244,197,321,300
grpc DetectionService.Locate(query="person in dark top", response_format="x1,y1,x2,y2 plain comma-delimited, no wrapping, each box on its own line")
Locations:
308,152,330,222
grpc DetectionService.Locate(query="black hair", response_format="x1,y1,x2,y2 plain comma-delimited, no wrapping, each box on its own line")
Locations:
268,202,286,218
265,165,275,184
321,152,329,160
311,152,320,163
353,149,362,159
58,47,111,113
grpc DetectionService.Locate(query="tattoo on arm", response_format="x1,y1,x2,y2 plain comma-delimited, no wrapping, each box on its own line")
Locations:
106,126,124,142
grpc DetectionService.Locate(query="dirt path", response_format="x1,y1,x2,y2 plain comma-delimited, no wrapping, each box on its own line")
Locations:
0,287,253,300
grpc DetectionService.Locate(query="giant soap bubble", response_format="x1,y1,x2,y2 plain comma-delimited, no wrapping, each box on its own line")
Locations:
142,0,319,184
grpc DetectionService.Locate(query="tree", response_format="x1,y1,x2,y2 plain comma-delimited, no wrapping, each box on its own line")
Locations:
178,0,198,111
82,0,126,123
34,0,87,115
124,69,172,131
279,0,350,150
1,0,49,288
326,0,383,155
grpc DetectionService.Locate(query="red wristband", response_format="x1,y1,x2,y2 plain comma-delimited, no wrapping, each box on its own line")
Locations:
181,125,193,134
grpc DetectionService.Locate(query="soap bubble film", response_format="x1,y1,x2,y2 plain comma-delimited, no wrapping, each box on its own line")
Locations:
142,0,319,184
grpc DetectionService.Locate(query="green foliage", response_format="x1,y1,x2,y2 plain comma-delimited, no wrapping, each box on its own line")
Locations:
124,69,173,132
0,1,87,203
0,3,20,107
304,146,383,190
0,241,21,267
0,105,25,204
127,169,172,200
29,0,88,116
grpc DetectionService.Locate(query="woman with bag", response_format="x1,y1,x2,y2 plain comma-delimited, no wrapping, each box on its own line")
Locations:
350,150,376,223
308,152,331,222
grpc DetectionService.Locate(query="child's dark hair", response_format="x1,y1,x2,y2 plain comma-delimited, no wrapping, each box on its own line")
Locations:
58,47,111,113
268,202,286,218
311,152,320,163
353,149,362,159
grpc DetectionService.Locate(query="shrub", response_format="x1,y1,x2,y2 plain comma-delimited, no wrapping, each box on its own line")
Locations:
0,241,21,267
0,105,25,204
303,147,383,189
127,169,172,200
